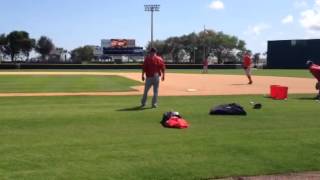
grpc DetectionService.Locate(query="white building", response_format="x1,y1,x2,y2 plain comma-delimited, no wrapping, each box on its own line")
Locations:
88,45,103,56
50,47,69,62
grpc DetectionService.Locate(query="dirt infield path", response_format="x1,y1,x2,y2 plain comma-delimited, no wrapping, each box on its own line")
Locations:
0,71,317,97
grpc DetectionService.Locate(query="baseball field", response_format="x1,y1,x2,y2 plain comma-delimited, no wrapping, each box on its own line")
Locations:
0,69,320,180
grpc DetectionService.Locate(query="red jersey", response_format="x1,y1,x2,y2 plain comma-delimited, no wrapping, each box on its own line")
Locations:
243,55,252,68
203,58,208,66
142,54,165,77
310,64,320,81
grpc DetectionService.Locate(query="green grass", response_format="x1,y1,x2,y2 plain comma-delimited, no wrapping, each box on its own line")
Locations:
1,69,313,78
0,75,142,93
168,69,313,78
0,94,320,179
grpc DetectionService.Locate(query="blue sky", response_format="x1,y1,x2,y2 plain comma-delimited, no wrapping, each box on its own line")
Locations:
1,0,320,53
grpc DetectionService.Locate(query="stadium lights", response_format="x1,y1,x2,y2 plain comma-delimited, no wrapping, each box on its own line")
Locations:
144,4,160,48
144,4,160,11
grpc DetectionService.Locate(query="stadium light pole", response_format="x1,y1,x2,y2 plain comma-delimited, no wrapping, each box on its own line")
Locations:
144,4,160,48
203,25,207,62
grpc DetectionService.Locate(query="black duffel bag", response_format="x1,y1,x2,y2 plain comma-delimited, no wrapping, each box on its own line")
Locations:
210,103,247,115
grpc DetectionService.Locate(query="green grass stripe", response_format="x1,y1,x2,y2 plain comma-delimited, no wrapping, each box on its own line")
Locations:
0,75,142,93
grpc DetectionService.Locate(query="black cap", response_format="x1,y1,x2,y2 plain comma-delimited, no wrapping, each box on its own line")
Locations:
253,103,262,109
150,47,157,53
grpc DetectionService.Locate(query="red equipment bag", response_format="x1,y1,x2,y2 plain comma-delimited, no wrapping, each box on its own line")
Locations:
161,111,189,129
165,116,189,129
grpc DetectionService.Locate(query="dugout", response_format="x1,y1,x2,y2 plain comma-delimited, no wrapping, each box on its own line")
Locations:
267,39,320,69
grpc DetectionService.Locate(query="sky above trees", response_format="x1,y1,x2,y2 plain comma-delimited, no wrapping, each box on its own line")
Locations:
1,0,320,54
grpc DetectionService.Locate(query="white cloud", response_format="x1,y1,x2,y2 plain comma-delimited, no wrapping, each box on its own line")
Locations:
209,0,224,10
294,0,308,9
300,9,320,30
245,23,271,36
282,15,294,24
300,1,320,31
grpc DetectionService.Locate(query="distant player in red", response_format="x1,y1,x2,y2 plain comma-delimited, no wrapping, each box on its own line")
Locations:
141,48,166,108
307,60,320,99
202,55,209,73
243,52,253,84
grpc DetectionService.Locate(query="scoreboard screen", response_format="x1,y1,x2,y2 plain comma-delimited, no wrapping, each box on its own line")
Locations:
111,39,128,48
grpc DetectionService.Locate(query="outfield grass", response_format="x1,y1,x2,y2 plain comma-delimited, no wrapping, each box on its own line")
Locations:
168,69,313,78
0,95,320,179
0,75,142,93
1,69,313,78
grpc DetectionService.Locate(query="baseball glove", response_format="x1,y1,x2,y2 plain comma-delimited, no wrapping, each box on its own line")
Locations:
316,82,320,90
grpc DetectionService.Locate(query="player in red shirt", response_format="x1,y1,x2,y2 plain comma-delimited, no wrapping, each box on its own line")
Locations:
202,55,209,74
243,52,253,84
141,48,166,108
307,60,320,99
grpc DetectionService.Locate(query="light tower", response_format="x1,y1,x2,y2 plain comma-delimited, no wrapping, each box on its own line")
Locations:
144,4,160,48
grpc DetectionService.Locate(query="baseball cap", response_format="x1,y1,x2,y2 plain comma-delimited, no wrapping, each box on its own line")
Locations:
150,47,157,53
253,103,262,109
306,60,313,67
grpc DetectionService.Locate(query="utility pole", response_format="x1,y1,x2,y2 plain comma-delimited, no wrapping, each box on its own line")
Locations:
203,25,207,62
144,4,160,48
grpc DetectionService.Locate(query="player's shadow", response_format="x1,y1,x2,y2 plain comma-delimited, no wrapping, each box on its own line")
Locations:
117,106,151,111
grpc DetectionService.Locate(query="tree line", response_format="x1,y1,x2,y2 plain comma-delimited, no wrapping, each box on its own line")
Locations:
0,31,54,62
147,29,251,64
0,30,95,63
1,29,259,64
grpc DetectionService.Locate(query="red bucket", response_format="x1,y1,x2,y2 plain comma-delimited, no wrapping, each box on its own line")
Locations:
270,85,280,98
275,86,288,100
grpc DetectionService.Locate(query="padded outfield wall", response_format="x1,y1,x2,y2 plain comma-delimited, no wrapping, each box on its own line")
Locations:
267,39,320,69
0,63,241,69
